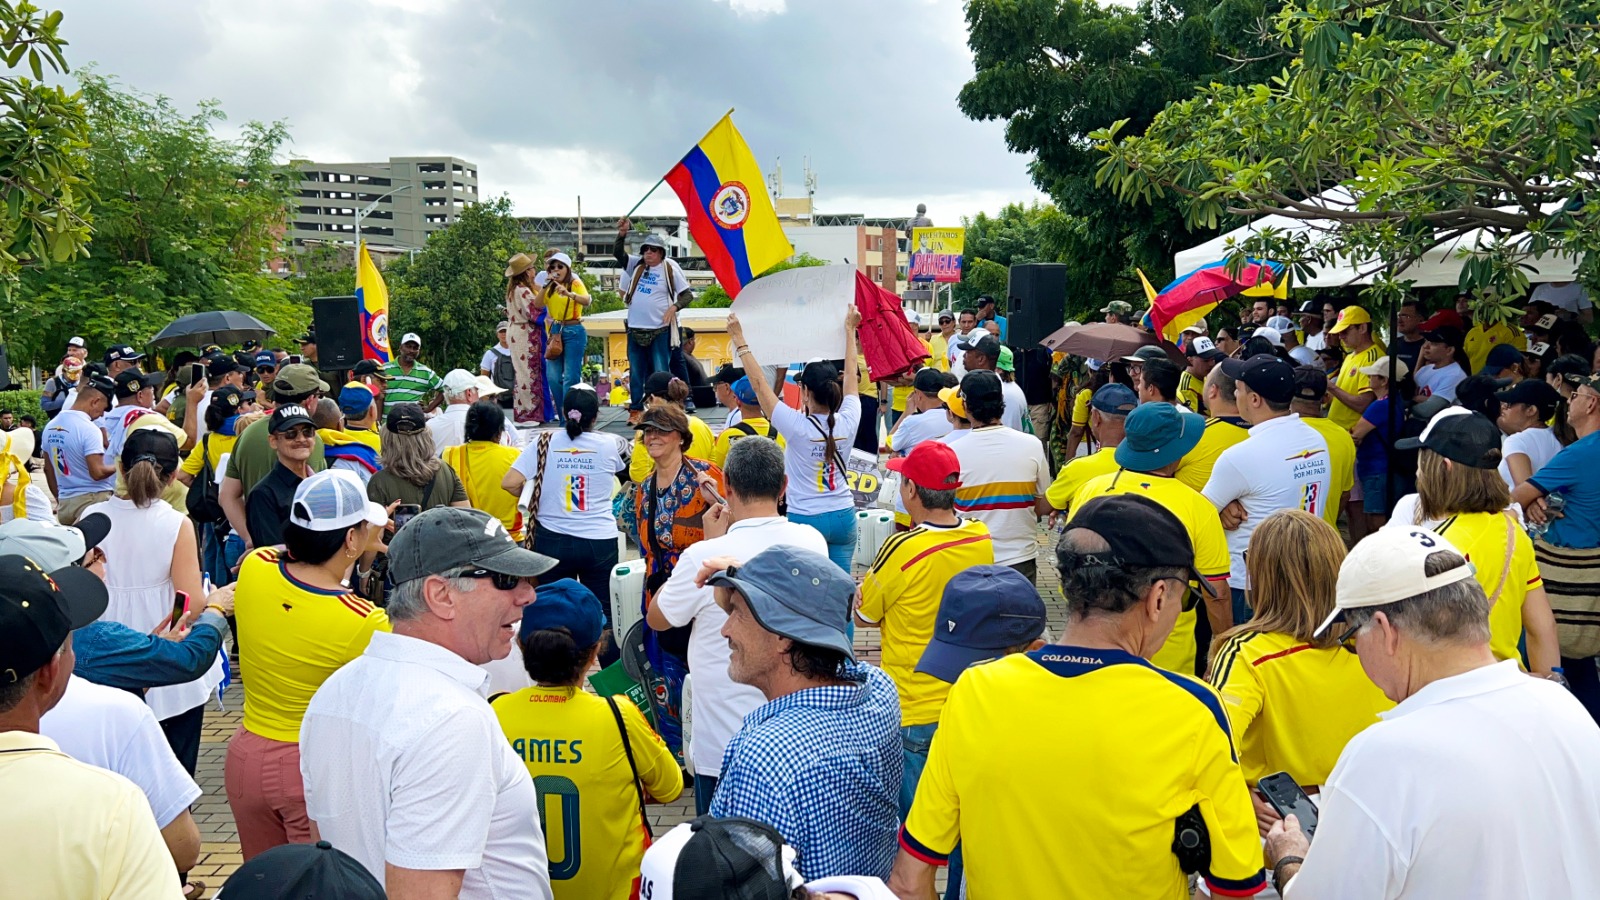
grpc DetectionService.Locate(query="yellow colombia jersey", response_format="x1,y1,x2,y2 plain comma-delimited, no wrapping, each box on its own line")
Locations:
1435,511,1543,666
857,518,995,726
708,416,784,470
1177,370,1206,415
1175,417,1249,493
492,686,683,900
1070,470,1231,675
1045,446,1119,510
445,440,526,542
1301,415,1355,526
1208,630,1393,786
1329,343,1385,430
235,547,391,743
629,415,715,483
902,648,1266,899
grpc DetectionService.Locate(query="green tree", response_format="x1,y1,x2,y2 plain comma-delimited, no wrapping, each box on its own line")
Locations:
0,1,91,288
285,244,356,312
1096,0,1600,322
8,73,300,366
387,195,537,372
696,252,829,307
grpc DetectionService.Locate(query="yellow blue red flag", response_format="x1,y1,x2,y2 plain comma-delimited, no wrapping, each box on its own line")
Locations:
356,240,390,362
664,111,793,299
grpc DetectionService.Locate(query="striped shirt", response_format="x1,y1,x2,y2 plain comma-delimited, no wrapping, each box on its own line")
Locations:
951,425,1051,565
381,360,442,413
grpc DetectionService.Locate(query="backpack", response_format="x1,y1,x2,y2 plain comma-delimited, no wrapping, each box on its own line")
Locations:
184,435,228,526
490,347,516,391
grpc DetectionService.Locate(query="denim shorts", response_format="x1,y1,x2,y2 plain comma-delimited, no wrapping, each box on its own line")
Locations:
1360,473,1388,515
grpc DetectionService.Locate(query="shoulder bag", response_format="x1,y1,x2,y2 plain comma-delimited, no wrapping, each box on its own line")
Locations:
606,695,653,849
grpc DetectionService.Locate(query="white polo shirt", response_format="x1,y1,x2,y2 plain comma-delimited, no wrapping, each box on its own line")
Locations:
1202,413,1333,589
652,516,828,776
301,631,552,900
1284,661,1600,899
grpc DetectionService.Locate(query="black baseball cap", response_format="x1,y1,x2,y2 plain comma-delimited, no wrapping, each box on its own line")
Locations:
113,369,157,399
103,344,144,365
1496,379,1563,419
913,367,955,395
1548,354,1592,384
0,554,109,683
916,565,1047,683
211,385,247,416
1292,365,1328,402
639,816,802,900
1395,409,1501,468
968,335,1002,360
269,404,316,434
959,369,1003,402
1296,299,1321,316
122,427,181,475
297,327,317,345
80,372,117,400
1421,324,1465,346
712,363,743,385
1060,494,1216,599
351,359,388,381
1221,354,1296,404
385,402,427,435
219,840,385,900
208,356,242,379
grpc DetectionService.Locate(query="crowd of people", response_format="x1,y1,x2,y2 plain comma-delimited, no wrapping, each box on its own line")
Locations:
4,269,1600,900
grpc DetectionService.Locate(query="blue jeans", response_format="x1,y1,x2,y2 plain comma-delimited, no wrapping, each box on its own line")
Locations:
1231,587,1253,625
626,328,672,411
899,722,939,819
788,507,858,641
202,522,231,587
1565,656,1600,726
693,773,719,817
544,323,586,404
532,523,621,668
1359,473,1389,515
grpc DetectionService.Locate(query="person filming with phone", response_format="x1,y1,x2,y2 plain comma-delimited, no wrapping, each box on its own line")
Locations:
1263,528,1600,898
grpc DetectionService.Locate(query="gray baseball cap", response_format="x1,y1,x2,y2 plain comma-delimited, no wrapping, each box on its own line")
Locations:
708,545,856,659
387,507,557,584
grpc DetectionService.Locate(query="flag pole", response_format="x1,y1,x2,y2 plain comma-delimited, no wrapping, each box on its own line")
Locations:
622,108,736,221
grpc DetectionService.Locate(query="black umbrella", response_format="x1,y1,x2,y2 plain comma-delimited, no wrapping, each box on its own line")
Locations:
149,311,277,349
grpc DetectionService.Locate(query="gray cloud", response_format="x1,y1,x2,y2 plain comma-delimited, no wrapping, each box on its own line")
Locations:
55,0,1043,221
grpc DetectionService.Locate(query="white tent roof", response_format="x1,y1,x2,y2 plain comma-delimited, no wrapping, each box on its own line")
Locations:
1173,188,1580,288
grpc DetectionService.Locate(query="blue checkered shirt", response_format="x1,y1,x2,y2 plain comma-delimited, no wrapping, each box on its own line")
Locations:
709,661,903,880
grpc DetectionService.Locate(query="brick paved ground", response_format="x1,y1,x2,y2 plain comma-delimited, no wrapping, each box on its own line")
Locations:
188,527,1065,894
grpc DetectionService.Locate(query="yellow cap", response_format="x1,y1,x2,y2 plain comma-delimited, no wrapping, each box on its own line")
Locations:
938,385,968,420
1329,306,1372,334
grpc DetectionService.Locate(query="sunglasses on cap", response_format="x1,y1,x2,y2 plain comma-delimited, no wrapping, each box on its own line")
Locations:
460,567,532,591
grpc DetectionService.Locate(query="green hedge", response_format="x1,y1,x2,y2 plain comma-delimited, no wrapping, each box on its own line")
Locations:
0,389,47,425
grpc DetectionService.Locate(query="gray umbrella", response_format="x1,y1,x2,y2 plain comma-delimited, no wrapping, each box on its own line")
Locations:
149,311,277,349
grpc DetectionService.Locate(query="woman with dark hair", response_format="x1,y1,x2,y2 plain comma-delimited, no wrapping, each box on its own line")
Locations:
442,400,526,541
1061,361,1112,461
1413,324,1471,401
228,470,390,860
541,251,592,403
504,252,555,425
1214,326,1244,359
628,370,715,482
491,579,681,900
725,305,863,572
504,386,628,655
366,403,470,511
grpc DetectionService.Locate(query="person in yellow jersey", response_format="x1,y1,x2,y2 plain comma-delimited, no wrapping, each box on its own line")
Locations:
1289,366,1356,529
492,579,681,900
1208,510,1392,798
1045,382,1134,510
1070,402,1233,674
889,495,1268,900
928,309,955,372
856,441,994,817
1462,300,1528,374
1179,335,1226,413
709,376,783,470
1175,365,1251,492
318,383,385,487
1325,306,1385,429
628,371,715,483
1391,409,1560,673
441,401,527,542
226,470,391,860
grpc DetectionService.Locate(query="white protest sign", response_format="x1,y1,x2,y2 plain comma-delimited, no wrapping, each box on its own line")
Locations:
730,264,857,367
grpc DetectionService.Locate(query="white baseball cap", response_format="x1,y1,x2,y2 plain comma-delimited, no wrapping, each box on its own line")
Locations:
1314,527,1477,638
1254,326,1284,347
67,336,85,348
441,369,479,397
290,470,388,532
1266,315,1296,334
473,374,505,397
400,332,422,347
904,307,923,326
1180,320,1208,335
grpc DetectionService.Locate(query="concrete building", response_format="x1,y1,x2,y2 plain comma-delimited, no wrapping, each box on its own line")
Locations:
289,156,479,250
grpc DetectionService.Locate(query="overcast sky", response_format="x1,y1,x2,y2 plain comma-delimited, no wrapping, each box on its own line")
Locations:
54,0,1045,223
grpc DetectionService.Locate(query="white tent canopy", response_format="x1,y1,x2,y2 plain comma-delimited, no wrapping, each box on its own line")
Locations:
1173,188,1581,288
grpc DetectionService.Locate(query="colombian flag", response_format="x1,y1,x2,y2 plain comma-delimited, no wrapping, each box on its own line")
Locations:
356,240,391,362
664,112,793,299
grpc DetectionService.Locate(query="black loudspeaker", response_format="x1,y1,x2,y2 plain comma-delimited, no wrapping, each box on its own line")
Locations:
1006,263,1068,347
311,296,364,369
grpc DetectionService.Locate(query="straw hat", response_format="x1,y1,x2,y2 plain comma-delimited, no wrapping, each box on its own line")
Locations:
505,253,537,278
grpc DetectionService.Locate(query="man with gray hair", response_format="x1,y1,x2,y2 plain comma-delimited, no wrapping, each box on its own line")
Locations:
1264,528,1600,898
300,507,558,900
646,436,827,815
429,368,515,455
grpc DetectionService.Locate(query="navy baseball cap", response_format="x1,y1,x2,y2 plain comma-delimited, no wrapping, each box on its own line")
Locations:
1221,353,1296,404
1479,343,1524,375
708,545,856,659
1089,383,1138,415
1496,378,1562,418
254,351,278,368
220,840,385,900
916,566,1047,683
521,578,605,650
1114,402,1206,472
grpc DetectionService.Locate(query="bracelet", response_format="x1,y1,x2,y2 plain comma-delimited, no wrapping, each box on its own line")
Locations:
1273,856,1304,891
735,345,751,355
205,604,226,616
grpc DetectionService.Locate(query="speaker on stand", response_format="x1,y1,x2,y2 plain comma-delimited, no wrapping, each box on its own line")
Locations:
1006,264,1068,403
310,295,365,370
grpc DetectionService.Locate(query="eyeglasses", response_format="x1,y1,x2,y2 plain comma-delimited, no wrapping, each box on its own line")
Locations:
460,568,530,591
278,426,316,441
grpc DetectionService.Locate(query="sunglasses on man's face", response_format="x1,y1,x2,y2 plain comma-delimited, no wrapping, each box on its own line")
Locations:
460,568,531,591
279,426,316,441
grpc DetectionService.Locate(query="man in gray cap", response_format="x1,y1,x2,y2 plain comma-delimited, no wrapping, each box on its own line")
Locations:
700,544,902,881
301,506,558,900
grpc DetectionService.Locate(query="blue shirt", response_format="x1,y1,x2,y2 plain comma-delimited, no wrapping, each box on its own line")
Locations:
73,612,227,692
710,662,902,880
1528,431,1600,549
1357,398,1397,478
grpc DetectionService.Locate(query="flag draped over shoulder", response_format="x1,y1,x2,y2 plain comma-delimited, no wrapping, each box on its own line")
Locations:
356,241,391,362
664,112,793,299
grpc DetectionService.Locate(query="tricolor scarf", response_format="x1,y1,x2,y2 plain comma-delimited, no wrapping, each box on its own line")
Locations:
318,428,381,474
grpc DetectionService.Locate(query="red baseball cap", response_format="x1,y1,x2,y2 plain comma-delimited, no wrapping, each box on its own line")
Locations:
887,441,963,492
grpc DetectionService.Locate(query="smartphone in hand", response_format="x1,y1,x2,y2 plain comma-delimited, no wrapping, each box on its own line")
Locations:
168,590,191,630
1258,771,1319,839
393,503,422,530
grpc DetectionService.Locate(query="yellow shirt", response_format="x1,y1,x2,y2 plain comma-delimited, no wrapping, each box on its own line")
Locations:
236,547,391,742
492,686,683,900
545,277,592,324
929,334,951,372
857,518,995,725
708,416,784,470
1177,370,1205,414
1435,511,1543,665
1045,446,1119,510
0,731,184,900
1209,630,1393,786
903,648,1266,899
1301,415,1356,527
1175,417,1250,492
608,385,629,407
628,415,716,483
444,440,527,541
1464,321,1527,374
1070,388,1092,428
179,430,239,477
1071,470,1232,675
1329,343,1385,429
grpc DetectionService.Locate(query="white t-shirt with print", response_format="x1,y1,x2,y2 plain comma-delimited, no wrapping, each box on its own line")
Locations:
1414,363,1467,401
1500,426,1563,489
1531,282,1593,314
622,255,690,330
511,431,627,541
43,408,115,498
1202,413,1333,589
770,394,863,516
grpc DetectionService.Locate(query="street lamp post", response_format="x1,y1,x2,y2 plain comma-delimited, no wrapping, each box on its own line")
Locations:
354,183,413,252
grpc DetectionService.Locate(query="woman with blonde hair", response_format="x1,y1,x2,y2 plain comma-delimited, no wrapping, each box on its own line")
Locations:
1208,510,1392,805
542,251,591,402
505,251,554,425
